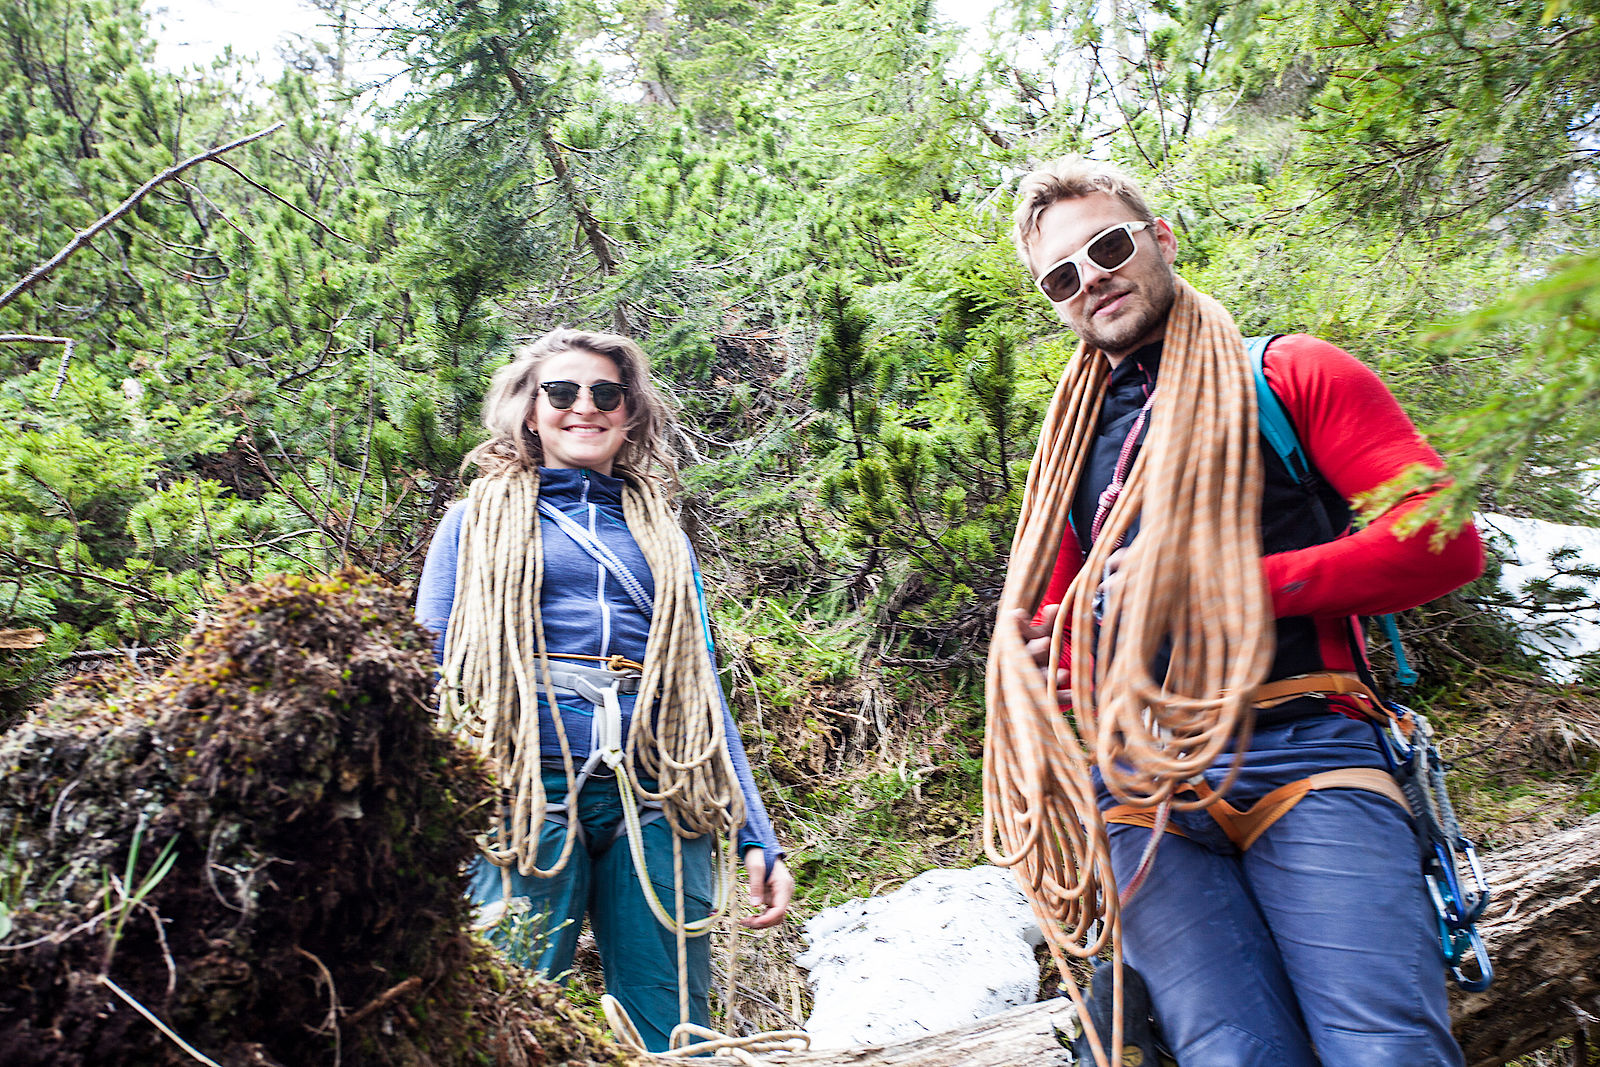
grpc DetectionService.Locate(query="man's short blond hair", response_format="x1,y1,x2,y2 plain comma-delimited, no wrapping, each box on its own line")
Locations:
1011,157,1157,271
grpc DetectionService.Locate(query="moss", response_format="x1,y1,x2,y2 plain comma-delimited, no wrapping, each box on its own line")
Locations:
0,571,634,1066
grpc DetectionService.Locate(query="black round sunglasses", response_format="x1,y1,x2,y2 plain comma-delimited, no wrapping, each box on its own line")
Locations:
540,380,628,412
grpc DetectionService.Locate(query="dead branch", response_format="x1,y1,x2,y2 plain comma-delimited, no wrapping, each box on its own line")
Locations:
344,975,422,1027
0,123,284,315
0,333,77,399
0,628,48,650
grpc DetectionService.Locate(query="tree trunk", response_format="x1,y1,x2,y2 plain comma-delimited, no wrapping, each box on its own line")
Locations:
655,814,1600,1067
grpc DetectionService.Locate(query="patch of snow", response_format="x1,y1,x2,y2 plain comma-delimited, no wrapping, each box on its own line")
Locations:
797,864,1044,1050
1480,513,1600,682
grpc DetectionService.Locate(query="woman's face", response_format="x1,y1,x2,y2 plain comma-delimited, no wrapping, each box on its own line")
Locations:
527,349,630,476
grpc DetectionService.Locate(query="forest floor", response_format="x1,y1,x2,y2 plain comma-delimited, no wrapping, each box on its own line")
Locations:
2,576,1594,1064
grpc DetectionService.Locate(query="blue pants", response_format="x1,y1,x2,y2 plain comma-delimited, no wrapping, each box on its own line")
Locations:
469,772,713,1053
1106,712,1464,1066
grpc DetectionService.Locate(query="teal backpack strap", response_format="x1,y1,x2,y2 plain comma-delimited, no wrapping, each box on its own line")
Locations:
1379,613,1420,688
1245,334,1307,482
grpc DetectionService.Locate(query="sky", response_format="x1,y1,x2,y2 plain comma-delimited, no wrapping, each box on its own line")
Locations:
147,1,330,73
145,0,1000,75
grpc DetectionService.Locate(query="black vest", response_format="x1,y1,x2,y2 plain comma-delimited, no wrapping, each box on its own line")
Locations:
1069,341,1351,682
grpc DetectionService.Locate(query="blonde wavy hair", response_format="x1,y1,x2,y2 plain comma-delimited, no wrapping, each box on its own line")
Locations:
464,329,678,482
1011,156,1158,272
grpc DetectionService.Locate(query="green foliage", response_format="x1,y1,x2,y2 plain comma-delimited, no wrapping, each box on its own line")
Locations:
1418,251,1600,525
811,281,880,460
1280,0,1600,232
1,0,1596,1025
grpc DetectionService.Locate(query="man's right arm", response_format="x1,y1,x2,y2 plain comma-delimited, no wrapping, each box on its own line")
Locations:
1260,335,1483,618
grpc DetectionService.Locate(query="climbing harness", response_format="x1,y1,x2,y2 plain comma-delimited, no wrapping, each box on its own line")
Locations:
986,280,1272,1067
526,653,668,851
439,465,748,1034
1249,333,1493,991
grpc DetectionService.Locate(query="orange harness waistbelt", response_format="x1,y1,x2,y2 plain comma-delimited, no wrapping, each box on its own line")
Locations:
1105,673,1412,851
1105,768,1411,851
1239,670,1384,710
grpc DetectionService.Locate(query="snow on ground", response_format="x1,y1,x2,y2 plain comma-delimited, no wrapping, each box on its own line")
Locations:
1480,513,1600,682
797,865,1044,1049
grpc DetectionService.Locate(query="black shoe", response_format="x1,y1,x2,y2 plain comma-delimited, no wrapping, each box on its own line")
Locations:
1065,960,1166,1066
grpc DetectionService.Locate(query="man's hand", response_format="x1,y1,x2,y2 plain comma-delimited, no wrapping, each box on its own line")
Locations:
1014,603,1070,703
740,848,794,929
1094,547,1132,620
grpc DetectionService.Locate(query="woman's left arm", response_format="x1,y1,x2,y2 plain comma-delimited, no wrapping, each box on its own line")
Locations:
691,545,795,927
717,664,796,928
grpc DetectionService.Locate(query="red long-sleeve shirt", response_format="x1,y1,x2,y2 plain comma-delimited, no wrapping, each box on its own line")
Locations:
1036,334,1483,677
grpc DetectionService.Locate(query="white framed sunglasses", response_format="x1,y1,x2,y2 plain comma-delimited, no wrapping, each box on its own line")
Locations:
1034,221,1153,303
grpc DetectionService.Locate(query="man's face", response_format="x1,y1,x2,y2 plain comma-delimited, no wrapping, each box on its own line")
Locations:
1028,193,1178,362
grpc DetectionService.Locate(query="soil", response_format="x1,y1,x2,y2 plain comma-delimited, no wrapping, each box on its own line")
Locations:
0,571,629,1067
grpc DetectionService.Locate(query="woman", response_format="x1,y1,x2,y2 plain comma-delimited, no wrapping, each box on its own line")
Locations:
416,329,794,1053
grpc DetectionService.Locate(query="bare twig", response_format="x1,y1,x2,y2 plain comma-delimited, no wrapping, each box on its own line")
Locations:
0,908,105,951
207,158,353,244
341,373,378,564
137,900,178,997
0,123,284,315
0,553,174,607
62,646,161,663
343,975,421,1026
0,334,78,399
295,946,343,1067
100,975,225,1067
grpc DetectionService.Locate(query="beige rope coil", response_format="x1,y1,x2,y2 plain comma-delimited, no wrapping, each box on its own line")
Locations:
601,992,810,1062
984,280,1273,1067
439,464,747,1022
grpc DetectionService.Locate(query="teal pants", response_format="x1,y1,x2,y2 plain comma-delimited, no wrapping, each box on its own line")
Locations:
468,771,713,1053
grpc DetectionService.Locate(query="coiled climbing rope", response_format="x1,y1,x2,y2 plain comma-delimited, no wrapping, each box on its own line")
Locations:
984,279,1273,1067
438,463,746,1025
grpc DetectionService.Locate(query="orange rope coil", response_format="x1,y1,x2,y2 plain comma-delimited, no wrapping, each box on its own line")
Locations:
984,280,1274,1066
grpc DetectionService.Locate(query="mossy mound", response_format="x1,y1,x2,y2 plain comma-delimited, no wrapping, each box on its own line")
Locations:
0,571,627,1067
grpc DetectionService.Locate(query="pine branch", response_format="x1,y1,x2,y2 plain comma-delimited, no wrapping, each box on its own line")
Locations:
0,123,284,315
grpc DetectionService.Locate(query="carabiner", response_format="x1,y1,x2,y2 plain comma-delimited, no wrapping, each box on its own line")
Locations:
1450,925,1494,993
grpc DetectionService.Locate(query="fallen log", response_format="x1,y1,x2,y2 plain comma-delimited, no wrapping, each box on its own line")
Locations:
1453,813,1600,1066
675,813,1600,1067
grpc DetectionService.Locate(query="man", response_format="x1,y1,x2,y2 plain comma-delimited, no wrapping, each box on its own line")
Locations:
1005,157,1482,1065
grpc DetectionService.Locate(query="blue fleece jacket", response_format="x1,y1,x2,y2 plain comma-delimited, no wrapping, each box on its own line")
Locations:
415,467,782,866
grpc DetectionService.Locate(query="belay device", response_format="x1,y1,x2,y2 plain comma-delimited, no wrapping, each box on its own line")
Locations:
1246,335,1493,993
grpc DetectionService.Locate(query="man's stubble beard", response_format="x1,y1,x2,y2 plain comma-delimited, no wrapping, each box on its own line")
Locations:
1080,264,1178,359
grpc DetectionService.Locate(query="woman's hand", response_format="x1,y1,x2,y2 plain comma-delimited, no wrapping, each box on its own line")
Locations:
740,848,794,929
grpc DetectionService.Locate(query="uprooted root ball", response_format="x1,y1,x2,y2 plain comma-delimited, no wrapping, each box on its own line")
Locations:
0,570,628,1067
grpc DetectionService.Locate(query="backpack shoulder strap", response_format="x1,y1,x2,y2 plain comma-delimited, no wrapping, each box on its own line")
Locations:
1245,334,1418,688
1245,334,1308,482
